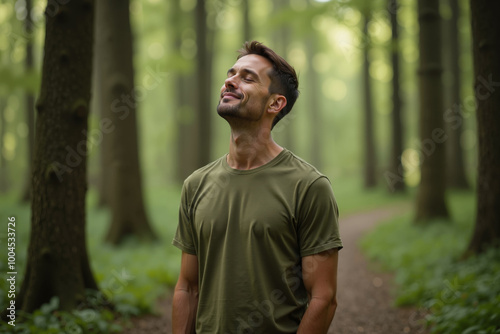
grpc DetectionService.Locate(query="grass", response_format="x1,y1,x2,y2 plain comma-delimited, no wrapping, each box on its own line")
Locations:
361,191,500,334
330,176,412,215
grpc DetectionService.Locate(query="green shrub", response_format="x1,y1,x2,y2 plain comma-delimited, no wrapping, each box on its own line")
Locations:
361,192,500,334
0,292,125,334
425,247,500,334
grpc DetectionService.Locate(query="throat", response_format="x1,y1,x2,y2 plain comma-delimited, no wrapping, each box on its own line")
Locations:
227,132,283,170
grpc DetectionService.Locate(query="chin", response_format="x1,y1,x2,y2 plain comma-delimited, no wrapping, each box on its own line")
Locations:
217,104,240,117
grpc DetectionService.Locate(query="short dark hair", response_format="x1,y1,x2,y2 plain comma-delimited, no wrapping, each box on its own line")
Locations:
237,41,299,129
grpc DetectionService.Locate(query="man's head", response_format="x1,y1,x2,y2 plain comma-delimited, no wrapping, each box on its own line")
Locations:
217,41,299,130
238,41,299,129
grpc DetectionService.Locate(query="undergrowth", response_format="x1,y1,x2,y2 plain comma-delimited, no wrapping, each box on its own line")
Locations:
0,186,182,333
0,291,129,333
0,178,411,332
361,191,500,334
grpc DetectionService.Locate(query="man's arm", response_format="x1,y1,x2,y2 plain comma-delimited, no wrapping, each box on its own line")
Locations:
297,248,339,334
172,252,199,334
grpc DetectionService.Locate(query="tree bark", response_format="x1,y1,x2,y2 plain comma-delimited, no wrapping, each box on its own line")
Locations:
195,0,212,166
445,0,470,189
465,0,500,254
92,17,108,207
415,0,449,222
172,0,200,183
21,0,35,202
18,0,98,312
272,0,294,151
387,0,405,193
306,37,322,171
362,13,377,188
96,0,157,244
175,74,200,182
0,101,8,193
242,0,251,42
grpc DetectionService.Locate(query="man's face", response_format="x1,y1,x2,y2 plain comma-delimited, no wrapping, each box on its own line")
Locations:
217,54,273,123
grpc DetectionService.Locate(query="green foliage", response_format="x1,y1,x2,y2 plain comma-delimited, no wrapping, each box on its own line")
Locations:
0,292,125,334
425,248,500,334
0,186,181,331
361,192,500,333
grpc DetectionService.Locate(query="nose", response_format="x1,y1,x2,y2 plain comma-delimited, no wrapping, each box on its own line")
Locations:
224,74,238,89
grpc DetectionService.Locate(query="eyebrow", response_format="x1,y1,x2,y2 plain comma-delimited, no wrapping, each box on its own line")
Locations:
227,67,260,81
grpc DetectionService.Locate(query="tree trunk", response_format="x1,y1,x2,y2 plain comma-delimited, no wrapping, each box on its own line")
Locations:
175,74,200,182
93,12,109,207
415,0,449,222
272,0,294,151
465,0,500,254
386,0,405,193
96,0,157,244
0,101,8,193
17,0,98,312
21,0,35,202
306,37,322,170
362,13,377,188
195,0,212,166
445,0,470,189
243,0,251,42
172,0,200,183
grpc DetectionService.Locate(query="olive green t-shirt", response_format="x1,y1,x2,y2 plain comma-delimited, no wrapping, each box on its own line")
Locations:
172,149,342,333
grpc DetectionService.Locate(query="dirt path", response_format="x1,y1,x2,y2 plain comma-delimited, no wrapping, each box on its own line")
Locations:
329,206,428,334
122,205,429,334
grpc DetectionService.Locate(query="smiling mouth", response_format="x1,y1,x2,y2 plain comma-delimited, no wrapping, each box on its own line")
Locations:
221,91,242,100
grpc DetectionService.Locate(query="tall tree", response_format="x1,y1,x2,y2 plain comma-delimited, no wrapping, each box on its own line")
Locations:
361,11,377,188
242,0,251,42
92,5,112,208
17,0,98,312
173,0,199,183
306,36,322,170
465,0,500,254
415,0,449,222
93,24,109,207
445,0,469,189
387,0,405,192
272,0,294,151
21,0,36,202
96,0,157,244
0,101,8,193
195,0,212,166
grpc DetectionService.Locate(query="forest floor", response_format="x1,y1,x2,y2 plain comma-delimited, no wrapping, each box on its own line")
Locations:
121,205,430,334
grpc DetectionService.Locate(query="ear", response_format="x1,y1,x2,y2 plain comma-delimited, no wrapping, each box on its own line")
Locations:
267,94,287,116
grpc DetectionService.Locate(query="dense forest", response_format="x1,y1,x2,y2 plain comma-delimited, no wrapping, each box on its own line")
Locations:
0,0,499,333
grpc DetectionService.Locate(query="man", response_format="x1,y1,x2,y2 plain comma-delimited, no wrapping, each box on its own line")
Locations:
172,41,342,334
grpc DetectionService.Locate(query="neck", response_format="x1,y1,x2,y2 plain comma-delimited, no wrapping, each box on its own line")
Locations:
227,126,283,170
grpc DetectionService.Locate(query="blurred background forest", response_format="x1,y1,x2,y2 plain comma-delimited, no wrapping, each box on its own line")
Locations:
0,0,478,199
0,0,499,333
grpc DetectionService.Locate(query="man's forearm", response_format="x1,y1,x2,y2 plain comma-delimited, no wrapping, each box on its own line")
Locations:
297,296,337,334
172,288,198,334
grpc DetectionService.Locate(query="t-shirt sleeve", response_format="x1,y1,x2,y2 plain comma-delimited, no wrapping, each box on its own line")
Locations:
297,176,343,257
172,182,197,255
